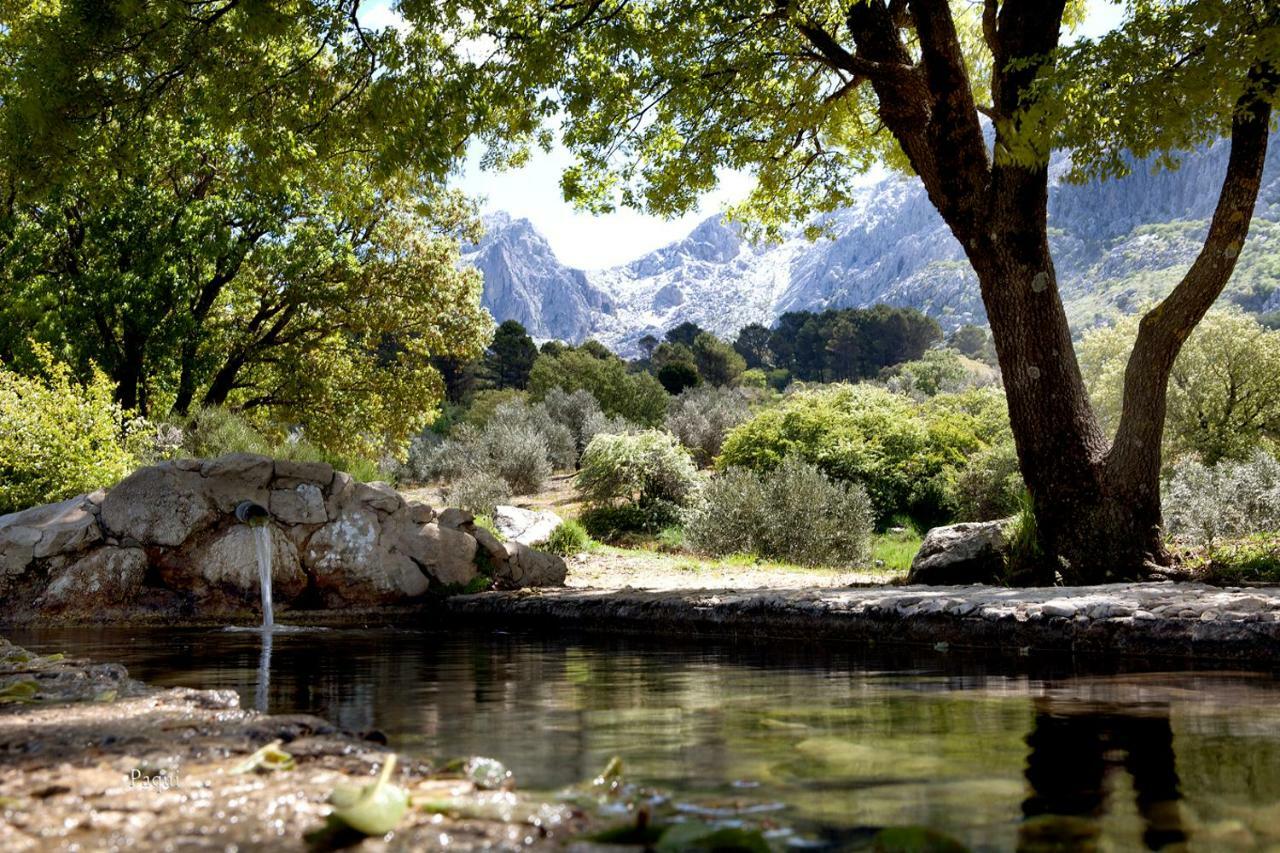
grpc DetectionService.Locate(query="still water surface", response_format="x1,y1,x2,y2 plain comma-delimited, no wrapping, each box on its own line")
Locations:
9,625,1280,850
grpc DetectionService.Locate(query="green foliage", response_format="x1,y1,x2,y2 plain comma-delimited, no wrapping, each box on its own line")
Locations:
529,347,668,427
769,307,943,384
462,390,528,430
1182,534,1280,585
882,348,998,399
0,349,142,513
664,322,706,348
1080,308,1280,464
733,323,774,370
718,384,1010,525
954,443,1025,522
443,471,511,518
481,320,538,390
1163,451,1280,544
657,362,701,395
579,502,685,542
691,332,746,387
871,529,924,574
665,385,752,466
544,520,591,556
1003,492,1044,585
576,430,699,509
684,457,874,567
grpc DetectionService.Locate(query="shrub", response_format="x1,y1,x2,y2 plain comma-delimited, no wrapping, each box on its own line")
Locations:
479,418,552,494
576,430,699,508
665,385,751,465
954,442,1024,521
579,501,685,541
0,351,143,514
1163,451,1280,544
1003,491,1046,584
544,519,591,556
718,383,1007,525
444,470,511,517
461,389,528,429
182,406,274,458
684,457,873,567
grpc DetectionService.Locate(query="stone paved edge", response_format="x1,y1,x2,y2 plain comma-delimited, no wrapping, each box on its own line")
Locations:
443,582,1280,663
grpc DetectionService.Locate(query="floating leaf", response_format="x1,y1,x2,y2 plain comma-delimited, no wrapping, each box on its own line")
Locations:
0,681,38,703
231,740,295,774
329,754,409,836
594,756,623,785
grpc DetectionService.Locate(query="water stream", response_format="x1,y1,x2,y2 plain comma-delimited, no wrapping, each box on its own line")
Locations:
250,525,274,630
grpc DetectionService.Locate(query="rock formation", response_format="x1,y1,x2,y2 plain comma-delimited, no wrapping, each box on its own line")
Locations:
0,455,566,621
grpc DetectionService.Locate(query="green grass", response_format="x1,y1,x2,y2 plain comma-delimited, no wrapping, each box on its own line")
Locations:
871,529,923,573
1181,533,1280,584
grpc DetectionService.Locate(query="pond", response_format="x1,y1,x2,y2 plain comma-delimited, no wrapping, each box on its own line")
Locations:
8,625,1280,850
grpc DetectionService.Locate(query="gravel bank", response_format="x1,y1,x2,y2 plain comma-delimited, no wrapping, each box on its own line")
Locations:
447,582,1280,662
0,638,589,850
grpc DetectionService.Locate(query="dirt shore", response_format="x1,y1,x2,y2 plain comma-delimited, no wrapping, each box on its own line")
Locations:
0,638,590,851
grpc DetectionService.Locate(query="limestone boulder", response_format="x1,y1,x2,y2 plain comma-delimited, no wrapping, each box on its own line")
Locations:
0,495,103,587
100,465,218,547
306,506,430,602
907,520,1009,585
41,547,148,610
273,459,334,491
355,481,403,515
269,483,327,525
496,542,568,589
172,525,306,604
494,505,562,546
396,522,478,587
200,453,274,513
437,508,473,530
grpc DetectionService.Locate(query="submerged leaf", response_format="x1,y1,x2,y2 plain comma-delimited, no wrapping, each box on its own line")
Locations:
329,754,409,836
0,680,38,703
873,826,969,853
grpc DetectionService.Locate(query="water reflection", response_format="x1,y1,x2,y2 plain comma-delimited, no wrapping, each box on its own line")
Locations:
1019,699,1186,851
6,627,1280,850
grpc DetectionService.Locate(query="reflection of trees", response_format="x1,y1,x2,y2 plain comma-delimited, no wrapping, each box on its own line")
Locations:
1019,700,1187,851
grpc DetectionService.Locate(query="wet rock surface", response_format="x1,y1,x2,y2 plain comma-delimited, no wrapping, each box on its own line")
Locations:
0,638,589,851
447,582,1280,661
0,456,567,622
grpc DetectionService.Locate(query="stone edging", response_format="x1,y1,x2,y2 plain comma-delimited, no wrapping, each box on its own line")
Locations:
444,582,1280,662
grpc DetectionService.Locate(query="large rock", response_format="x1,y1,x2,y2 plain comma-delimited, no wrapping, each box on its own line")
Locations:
0,496,103,585
493,506,562,545
396,522,478,587
269,483,327,525
100,466,218,547
199,453,274,513
306,506,432,602
41,547,148,610
174,525,307,604
497,542,568,589
273,459,334,490
907,520,1009,585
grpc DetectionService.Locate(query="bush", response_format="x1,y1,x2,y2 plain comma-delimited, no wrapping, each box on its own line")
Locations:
954,442,1024,521
1181,534,1280,584
1163,451,1280,544
444,470,511,517
718,383,1007,525
480,418,552,494
182,406,274,458
684,457,873,567
544,519,591,556
579,501,685,541
665,385,751,465
576,430,699,508
0,351,143,514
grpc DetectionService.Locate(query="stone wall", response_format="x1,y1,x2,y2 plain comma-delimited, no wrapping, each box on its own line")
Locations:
0,455,566,622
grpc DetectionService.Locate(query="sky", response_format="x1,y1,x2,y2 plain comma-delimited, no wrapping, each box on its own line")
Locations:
365,1,1128,270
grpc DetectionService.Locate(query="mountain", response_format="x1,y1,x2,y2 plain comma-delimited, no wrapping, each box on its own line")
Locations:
466,137,1280,355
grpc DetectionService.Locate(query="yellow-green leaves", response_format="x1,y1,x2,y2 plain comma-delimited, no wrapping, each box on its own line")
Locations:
231,740,296,774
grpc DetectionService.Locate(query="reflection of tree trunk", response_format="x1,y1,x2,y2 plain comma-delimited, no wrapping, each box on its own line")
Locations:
1018,702,1187,852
